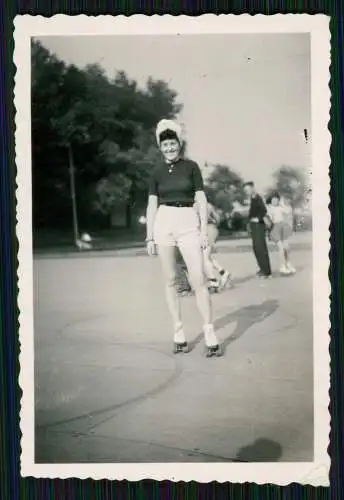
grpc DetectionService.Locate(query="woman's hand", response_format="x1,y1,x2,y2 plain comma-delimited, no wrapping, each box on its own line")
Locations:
146,239,157,257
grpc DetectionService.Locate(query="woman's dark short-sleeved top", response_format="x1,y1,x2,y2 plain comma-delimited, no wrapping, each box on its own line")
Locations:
148,158,204,204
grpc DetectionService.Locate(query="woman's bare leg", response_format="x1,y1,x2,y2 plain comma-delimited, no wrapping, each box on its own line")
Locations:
179,236,219,347
276,240,286,268
283,240,295,272
210,255,224,273
157,245,185,343
283,240,289,263
205,223,230,286
202,245,217,281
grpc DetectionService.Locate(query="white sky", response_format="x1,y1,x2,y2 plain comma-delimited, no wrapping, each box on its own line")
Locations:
37,34,311,191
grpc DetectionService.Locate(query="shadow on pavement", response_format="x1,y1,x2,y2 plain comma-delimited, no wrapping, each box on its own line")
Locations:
229,266,304,287
217,241,311,255
188,299,279,353
235,438,283,462
221,299,279,350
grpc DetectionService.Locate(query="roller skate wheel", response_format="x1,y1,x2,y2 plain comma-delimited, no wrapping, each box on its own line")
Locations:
173,342,189,354
205,344,224,358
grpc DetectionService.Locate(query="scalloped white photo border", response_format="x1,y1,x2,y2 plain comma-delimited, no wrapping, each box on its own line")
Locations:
14,14,331,485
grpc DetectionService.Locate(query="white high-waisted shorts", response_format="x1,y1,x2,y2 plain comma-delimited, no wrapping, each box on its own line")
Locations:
153,205,200,247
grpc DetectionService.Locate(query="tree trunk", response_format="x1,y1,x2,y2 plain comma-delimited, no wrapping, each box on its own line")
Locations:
68,143,79,243
125,203,132,229
126,179,136,229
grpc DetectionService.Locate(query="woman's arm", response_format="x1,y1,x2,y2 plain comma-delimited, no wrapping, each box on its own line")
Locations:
266,204,273,220
146,195,158,241
191,161,207,235
195,190,208,236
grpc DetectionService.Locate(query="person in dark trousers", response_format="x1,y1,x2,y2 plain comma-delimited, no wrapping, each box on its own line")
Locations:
243,181,272,279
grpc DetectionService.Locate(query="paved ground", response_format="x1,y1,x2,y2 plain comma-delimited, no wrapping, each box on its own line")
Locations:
34,232,313,463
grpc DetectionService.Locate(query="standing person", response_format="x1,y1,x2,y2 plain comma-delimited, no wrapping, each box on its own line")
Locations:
267,192,296,275
201,202,232,292
145,119,223,357
243,181,272,279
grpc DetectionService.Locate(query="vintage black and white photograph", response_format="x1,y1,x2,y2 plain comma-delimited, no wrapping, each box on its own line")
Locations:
16,15,330,484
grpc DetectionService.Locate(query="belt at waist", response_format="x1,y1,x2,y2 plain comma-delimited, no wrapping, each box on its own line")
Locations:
161,201,194,208
250,218,261,223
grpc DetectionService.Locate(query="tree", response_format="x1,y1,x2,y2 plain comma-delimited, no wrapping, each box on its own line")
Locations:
269,165,307,208
93,173,132,215
31,40,72,227
205,164,245,216
31,39,183,232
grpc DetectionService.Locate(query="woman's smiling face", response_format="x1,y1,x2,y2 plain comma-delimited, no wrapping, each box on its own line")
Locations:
160,138,180,163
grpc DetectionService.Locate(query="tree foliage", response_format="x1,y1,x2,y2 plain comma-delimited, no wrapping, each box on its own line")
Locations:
268,165,307,208
31,39,182,230
204,164,245,216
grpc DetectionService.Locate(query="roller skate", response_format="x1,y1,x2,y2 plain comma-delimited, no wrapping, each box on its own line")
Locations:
173,323,189,354
204,344,224,358
203,324,223,358
208,279,220,294
286,262,296,274
279,264,291,276
173,341,190,354
177,285,193,297
219,270,233,289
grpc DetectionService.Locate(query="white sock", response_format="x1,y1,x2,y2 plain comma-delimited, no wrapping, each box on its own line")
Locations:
203,323,218,347
174,322,186,344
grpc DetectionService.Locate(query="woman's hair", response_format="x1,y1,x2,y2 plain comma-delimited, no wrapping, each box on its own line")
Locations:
159,128,180,144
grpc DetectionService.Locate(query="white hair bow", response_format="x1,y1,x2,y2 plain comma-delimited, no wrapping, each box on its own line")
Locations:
155,119,183,145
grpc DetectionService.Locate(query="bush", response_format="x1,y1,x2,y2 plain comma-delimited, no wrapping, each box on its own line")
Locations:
229,212,248,232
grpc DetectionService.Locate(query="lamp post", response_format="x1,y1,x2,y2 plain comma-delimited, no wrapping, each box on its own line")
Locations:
67,142,79,245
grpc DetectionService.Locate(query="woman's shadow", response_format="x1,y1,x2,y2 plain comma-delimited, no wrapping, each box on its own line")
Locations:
235,438,283,462
188,299,279,353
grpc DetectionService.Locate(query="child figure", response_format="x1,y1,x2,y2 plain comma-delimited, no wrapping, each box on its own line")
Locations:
267,193,296,275
175,247,193,296
202,202,232,292
175,202,231,295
